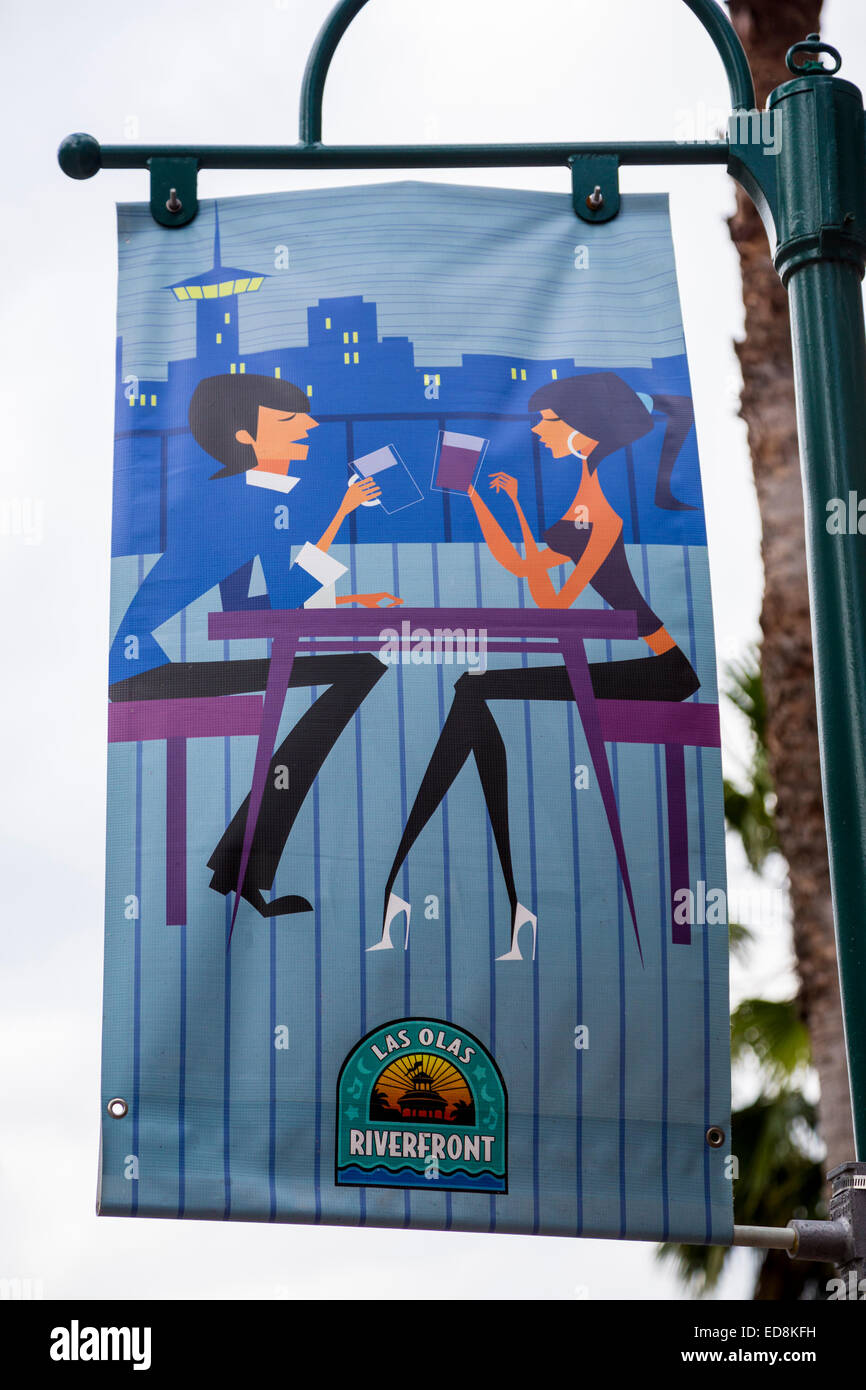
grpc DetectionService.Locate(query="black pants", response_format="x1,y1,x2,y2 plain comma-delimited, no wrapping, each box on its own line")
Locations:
383,646,699,917
110,654,387,891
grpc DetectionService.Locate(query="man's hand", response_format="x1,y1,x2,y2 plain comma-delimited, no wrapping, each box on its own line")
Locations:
359,592,401,609
316,477,382,555
336,592,402,608
490,472,519,503
340,476,380,514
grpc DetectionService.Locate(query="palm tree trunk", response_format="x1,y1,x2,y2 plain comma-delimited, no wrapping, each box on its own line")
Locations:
727,0,854,1168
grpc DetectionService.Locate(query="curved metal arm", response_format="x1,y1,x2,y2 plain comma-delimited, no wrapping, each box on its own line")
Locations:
299,0,756,145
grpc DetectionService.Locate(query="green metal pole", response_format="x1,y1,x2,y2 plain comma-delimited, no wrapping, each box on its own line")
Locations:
770,58,866,1155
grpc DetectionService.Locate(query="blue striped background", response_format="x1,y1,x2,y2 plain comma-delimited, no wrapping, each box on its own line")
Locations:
101,541,731,1242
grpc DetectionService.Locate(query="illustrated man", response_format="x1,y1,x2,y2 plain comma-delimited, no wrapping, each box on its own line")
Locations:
109,372,400,918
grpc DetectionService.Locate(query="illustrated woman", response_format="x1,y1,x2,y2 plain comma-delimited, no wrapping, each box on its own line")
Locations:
369,372,700,961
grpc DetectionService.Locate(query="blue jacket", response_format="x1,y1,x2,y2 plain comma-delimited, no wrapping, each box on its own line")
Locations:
108,470,342,685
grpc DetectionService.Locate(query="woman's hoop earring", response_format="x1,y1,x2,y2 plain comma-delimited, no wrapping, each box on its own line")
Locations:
566,430,586,460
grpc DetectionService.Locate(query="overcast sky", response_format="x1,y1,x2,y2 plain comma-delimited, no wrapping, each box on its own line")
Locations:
2,0,864,1301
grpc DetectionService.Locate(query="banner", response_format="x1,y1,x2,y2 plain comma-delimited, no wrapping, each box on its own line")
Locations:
101,182,731,1242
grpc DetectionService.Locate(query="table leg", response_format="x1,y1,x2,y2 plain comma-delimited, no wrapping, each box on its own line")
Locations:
228,636,298,943
665,743,691,946
559,637,643,963
166,737,187,927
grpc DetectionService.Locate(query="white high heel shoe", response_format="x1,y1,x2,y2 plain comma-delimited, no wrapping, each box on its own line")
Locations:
496,903,537,961
367,893,411,952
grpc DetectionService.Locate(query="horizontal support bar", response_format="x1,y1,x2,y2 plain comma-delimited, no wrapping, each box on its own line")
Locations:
59,134,731,179
732,1224,797,1251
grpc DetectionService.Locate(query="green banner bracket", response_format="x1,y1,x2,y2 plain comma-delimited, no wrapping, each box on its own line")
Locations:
571,156,621,223
148,157,199,229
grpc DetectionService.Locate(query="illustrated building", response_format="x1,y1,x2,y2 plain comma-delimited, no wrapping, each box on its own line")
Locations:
397,1063,448,1122
165,206,267,364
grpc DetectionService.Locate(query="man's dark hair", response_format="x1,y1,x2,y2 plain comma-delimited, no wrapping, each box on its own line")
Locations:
189,373,311,479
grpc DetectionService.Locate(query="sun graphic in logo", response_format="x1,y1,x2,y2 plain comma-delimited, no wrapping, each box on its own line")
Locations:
370,1053,476,1126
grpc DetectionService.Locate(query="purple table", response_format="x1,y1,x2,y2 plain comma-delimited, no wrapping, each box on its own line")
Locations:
108,607,720,950
207,607,643,951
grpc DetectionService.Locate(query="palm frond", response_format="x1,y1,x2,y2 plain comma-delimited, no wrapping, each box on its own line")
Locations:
722,647,780,871
731,998,811,1086
728,919,754,958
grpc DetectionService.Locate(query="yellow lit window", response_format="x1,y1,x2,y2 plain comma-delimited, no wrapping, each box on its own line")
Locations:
233,279,250,294
151,394,157,406
344,352,350,365
424,375,429,385
239,363,246,374
306,385,313,396
352,331,358,343
173,287,189,301
139,396,146,405
325,317,331,329
187,286,202,300
128,395,135,407
224,312,231,324
274,367,281,378
203,285,218,299
520,369,527,381
247,277,264,292
435,374,440,385
510,367,517,380
230,364,237,374
353,351,359,364
216,333,222,344
551,368,558,379
218,281,234,297
343,331,349,344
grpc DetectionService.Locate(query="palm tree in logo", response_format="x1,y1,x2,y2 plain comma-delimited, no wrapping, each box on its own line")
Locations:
450,1097,476,1127
370,1086,400,1121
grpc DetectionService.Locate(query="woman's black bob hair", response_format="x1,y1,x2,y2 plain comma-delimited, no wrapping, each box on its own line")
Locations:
528,372,654,468
528,371,696,511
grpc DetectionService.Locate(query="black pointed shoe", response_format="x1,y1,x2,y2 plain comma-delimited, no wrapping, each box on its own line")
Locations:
209,875,312,918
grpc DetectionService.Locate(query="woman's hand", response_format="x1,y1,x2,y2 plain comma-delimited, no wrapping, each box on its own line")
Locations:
340,476,381,514
489,472,519,503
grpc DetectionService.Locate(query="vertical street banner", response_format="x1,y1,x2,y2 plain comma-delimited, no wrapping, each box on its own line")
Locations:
101,182,731,1242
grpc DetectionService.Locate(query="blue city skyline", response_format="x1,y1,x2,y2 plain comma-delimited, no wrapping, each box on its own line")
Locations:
113,200,706,555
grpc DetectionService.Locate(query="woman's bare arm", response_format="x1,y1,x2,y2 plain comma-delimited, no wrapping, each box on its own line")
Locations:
467,485,530,576
526,557,568,607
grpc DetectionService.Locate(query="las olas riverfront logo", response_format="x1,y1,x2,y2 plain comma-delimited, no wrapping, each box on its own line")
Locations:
336,1018,507,1193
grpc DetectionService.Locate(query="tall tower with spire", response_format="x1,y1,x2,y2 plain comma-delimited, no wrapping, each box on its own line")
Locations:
165,203,268,365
